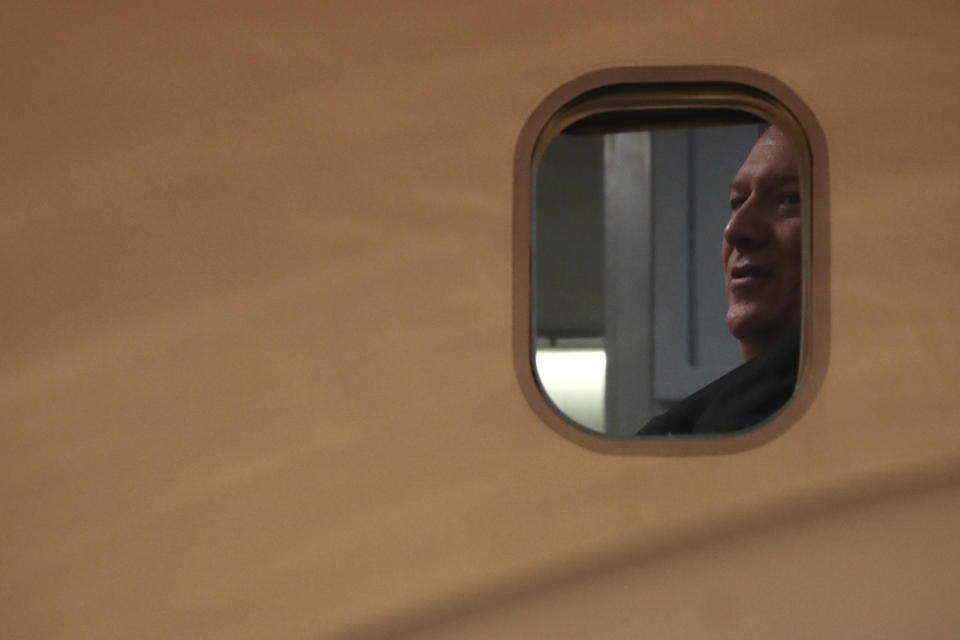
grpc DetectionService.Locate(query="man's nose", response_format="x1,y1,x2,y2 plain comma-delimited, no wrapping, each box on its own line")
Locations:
723,196,769,252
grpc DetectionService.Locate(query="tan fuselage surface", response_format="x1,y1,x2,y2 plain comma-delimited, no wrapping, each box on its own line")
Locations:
3,2,959,638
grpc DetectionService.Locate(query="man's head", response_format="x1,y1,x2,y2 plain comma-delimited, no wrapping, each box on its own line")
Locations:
723,125,802,361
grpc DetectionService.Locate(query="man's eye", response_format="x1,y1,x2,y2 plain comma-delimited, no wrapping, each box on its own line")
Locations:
779,192,801,206
730,197,745,210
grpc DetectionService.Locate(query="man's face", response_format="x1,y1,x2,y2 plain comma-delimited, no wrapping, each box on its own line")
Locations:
723,126,802,360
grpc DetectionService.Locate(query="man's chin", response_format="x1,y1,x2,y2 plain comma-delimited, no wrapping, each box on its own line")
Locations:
726,304,771,342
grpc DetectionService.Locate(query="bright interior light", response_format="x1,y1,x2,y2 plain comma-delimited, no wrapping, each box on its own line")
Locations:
535,348,606,430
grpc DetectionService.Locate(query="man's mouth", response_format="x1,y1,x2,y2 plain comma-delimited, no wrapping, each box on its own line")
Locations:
730,265,774,285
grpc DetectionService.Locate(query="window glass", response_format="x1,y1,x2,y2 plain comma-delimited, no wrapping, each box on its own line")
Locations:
529,91,809,438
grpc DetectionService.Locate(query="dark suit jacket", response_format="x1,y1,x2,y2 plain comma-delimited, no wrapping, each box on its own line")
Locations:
638,332,800,435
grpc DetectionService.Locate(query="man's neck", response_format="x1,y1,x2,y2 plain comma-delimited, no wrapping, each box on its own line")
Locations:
738,329,794,361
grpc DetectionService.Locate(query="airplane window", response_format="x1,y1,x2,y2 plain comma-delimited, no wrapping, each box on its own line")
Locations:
518,80,815,440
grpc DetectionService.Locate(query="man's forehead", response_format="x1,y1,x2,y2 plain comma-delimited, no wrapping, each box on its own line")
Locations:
730,130,799,189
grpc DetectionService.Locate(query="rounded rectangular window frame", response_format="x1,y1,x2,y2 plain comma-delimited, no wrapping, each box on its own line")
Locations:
513,66,829,455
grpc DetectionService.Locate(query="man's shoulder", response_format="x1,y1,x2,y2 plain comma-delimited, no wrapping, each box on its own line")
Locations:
638,332,800,436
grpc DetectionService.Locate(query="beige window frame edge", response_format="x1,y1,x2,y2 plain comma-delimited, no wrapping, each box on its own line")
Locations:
512,66,830,456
